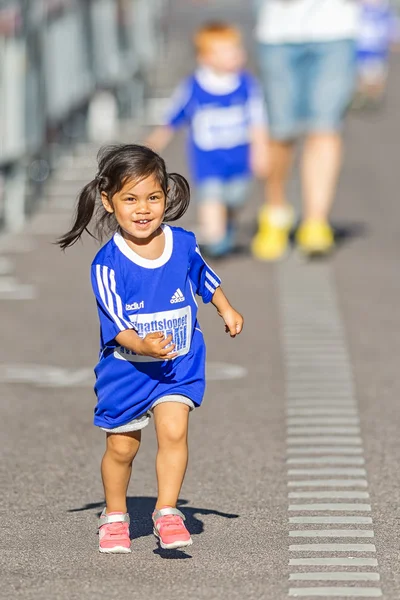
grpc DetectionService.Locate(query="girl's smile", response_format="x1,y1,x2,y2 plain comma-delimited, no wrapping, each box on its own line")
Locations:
101,174,166,255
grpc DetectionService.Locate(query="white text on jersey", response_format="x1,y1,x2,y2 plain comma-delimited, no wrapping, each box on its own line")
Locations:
126,301,144,311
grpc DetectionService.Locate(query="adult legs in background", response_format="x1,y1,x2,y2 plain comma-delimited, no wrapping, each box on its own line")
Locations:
296,40,356,255
302,132,343,221
267,140,295,209
252,43,298,260
253,40,355,260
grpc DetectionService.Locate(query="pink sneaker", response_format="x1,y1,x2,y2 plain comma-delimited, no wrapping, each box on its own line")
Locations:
152,507,193,550
98,509,131,553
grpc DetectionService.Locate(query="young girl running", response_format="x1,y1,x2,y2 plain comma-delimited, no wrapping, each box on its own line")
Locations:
58,144,243,554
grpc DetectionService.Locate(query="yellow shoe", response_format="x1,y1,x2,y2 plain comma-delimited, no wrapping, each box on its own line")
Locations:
251,205,294,261
296,219,335,256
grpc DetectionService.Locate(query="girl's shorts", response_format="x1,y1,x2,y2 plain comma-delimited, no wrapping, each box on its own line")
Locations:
100,394,195,434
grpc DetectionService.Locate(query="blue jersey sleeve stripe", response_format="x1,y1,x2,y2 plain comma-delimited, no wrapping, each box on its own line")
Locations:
102,266,124,331
195,246,221,285
205,271,220,289
164,79,193,126
95,263,107,306
109,269,133,330
190,241,221,303
96,265,130,332
205,281,215,295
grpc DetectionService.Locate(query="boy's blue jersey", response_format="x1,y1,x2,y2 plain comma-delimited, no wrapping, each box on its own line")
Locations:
357,3,398,60
164,69,267,183
90,225,221,429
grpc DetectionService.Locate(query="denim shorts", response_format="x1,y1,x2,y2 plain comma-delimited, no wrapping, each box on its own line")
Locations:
196,176,251,208
258,40,356,139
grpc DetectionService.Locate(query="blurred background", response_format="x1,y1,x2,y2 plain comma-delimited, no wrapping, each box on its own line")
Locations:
0,0,398,236
1,1,400,599
0,0,166,233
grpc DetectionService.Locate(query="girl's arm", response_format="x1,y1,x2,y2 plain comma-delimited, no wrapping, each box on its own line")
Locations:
187,238,243,337
211,287,244,338
115,329,178,360
91,264,177,360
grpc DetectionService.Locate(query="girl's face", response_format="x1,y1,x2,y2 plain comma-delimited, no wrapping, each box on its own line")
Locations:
102,174,166,244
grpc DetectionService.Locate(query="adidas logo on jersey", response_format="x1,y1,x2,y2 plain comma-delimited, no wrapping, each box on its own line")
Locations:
170,288,185,304
125,300,144,310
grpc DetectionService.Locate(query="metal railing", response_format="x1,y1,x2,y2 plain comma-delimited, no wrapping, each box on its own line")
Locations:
0,0,166,232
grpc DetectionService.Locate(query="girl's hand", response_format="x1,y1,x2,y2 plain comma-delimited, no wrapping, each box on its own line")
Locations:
137,332,178,360
218,307,244,338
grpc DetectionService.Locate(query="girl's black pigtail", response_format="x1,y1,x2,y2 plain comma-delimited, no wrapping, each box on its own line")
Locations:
164,173,190,222
57,179,99,250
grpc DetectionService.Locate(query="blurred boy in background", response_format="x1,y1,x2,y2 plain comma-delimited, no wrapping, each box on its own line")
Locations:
355,0,400,107
146,23,269,258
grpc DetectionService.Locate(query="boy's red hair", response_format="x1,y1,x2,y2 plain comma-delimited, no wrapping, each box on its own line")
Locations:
194,23,242,55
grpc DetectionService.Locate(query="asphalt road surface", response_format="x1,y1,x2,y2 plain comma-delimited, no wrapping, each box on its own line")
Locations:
1,1,400,599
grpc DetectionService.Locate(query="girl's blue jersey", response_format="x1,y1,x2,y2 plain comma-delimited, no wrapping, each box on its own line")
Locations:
164,69,267,183
90,225,221,429
357,3,399,60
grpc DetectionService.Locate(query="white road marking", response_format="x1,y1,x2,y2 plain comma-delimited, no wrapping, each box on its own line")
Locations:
287,427,361,435
280,261,382,598
288,491,370,499
0,277,36,300
0,361,246,387
287,468,367,476
287,447,363,454
288,437,363,445
288,480,368,487
289,504,371,512
287,457,365,465
287,417,360,425
289,573,380,581
289,558,378,566
288,587,382,597
287,409,358,416
289,543,376,552
289,517,373,524
289,530,374,537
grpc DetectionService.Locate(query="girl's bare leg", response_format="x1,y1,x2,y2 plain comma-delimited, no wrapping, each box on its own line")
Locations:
101,430,141,513
153,402,190,509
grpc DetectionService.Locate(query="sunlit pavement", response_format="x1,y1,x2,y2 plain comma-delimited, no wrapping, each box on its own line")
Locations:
1,2,400,599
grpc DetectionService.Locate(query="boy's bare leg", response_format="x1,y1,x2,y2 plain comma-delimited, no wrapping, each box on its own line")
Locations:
198,202,228,245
